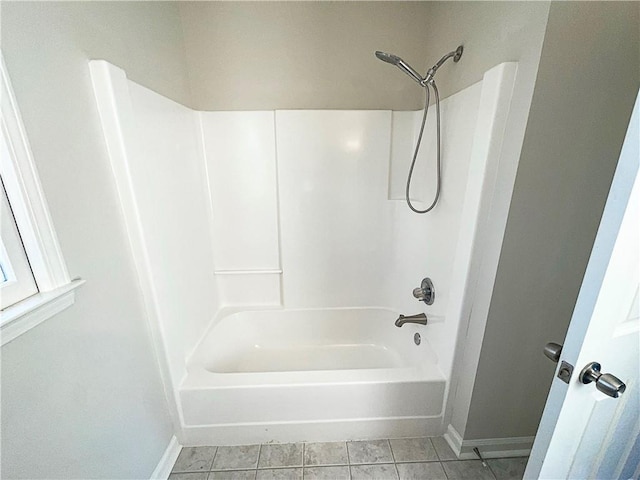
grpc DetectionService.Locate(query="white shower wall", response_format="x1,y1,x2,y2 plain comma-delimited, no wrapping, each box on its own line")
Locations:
90,62,220,393
127,82,219,386
200,112,280,273
275,111,394,308
199,112,282,306
199,84,483,335
384,81,482,317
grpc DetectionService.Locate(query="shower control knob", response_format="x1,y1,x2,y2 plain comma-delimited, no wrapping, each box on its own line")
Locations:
413,278,435,305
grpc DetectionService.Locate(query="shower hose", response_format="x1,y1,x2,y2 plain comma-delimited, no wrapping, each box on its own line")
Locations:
406,80,441,214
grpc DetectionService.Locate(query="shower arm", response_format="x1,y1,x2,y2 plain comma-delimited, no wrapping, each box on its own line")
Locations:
423,46,464,84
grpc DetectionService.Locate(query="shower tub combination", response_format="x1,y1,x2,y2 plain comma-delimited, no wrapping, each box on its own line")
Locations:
91,57,519,446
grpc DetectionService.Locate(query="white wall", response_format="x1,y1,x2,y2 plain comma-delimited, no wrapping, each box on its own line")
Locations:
384,81,483,377
90,62,224,446
199,112,282,307
276,111,394,308
384,82,483,319
0,2,191,478
125,80,220,388
197,99,486,313
200,112,280,273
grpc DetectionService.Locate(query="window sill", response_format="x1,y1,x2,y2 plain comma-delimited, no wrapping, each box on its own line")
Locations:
1,278,85,346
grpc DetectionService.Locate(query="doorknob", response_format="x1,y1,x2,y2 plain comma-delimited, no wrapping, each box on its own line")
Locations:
544,342,563,363
579,362,626,398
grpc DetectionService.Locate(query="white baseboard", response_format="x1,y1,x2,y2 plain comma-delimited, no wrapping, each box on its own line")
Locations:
150,435,181,480
444,423,464,456
181,416,444,446
444,424,533,460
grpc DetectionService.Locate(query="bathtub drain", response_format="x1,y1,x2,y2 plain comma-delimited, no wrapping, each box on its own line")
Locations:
414,333,421,345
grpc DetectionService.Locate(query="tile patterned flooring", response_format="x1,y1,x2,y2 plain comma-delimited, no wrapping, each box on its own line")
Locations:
169,437,528,480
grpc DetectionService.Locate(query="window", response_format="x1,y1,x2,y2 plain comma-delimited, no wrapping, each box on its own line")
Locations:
0,54,83,345
1,176,38,309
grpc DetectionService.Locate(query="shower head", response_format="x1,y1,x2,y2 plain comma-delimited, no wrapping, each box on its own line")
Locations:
375,51,425,86
374,51,402,65
375,46,464,86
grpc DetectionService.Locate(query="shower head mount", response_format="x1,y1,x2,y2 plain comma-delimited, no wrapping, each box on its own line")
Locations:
453,45,464,62
424,45,464,84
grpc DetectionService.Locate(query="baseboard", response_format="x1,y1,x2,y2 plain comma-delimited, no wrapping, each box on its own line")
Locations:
181,416,444,446
444,424,533,460
444,423,464,456
150,435,181,480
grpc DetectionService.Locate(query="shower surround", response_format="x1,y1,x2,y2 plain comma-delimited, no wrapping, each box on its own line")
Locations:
90,60,517,445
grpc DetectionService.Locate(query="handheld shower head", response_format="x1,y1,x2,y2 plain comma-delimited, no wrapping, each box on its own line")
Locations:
375,46,464,85
375,51,425,86
374,51,402,65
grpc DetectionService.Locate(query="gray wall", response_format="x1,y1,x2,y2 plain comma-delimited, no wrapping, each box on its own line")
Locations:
419,2,553,101
0,2,191,478
407,1,552,441
465,1,640,440
178,1,552,111
178,1,432,110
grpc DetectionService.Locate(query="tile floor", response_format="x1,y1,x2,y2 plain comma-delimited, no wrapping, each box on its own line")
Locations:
169,437,528,480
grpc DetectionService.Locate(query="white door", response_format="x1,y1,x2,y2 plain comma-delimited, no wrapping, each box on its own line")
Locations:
526,91,640,479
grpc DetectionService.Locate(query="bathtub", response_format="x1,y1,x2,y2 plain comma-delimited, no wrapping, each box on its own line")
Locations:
179,308,446,445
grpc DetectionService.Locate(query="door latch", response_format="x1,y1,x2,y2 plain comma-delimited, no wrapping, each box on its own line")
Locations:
557,361,574,384
543,342,573,384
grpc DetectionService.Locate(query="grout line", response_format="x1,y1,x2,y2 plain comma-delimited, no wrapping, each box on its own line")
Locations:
432,437,461,463
394,459,442,463
257,444,263,471
257,467,305,470
485,459,498,480
442,461,450,480
301,442,305,480
387,439,400,480
430,437,444,463
209,446,219,472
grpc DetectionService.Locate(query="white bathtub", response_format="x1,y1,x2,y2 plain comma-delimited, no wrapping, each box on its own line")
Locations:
179,308,447,445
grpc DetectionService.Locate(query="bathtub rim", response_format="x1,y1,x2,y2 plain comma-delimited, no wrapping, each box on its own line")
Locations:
186,305,445,365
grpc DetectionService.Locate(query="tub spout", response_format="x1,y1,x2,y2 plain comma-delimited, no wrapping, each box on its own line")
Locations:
395,313,428,327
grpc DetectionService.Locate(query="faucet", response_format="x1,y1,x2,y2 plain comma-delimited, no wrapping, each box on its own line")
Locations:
395,313,428,327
